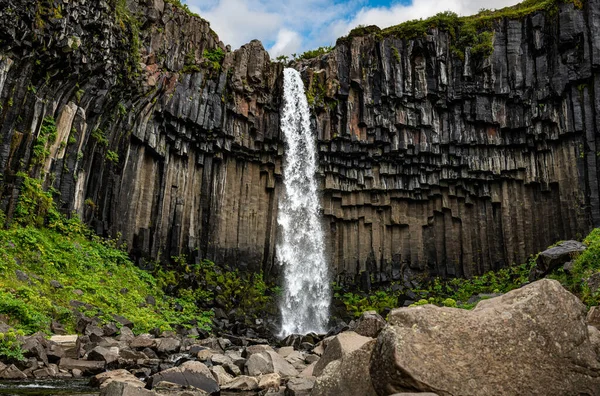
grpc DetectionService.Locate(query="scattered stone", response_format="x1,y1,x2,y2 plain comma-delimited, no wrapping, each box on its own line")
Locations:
244,344,274,357
50,335,78,347
285,377,316,396
59,357,105,375
51,321,67,335
156,338,180,354
113,315,134,329
73,289,84,296
210,365,234,386
47,343,65,363
145,296,156,306
130,335,156,349
221,375,259,391
103,323,119,337
91,369,146,389
371,280,600,395
588,306,600,329
588,273,600,295
148,361,219,394
15,270,29,282
197,349,214,361
258,373,280,391
99,381,155,396
312,331,373,377
353,311,386,338
312,340,376,396
118,327,135,342
0,364,27,380
50,280,63,288
277,346,294,358
88,346,119,365
530,241,587,280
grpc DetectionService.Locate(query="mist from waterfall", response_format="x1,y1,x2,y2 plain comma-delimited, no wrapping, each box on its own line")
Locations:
277,68,331,336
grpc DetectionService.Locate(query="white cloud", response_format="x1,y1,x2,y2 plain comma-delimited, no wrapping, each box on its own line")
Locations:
183,0,526,57
270,29,303,58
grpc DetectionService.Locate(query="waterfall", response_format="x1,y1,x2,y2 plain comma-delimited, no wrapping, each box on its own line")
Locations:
277,68,331,336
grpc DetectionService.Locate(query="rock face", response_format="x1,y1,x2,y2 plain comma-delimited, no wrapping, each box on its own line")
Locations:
0,0,599,283
370,279,600,395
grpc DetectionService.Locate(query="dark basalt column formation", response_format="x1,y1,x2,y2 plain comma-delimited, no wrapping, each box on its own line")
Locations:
0,0,598,284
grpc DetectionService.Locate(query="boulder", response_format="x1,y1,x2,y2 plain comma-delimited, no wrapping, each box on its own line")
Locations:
59,357,105,375
371,280,600,395
155,338,180,354
312,331,372,377
210,365,234,386
243,344,274,357
246,350,299,377
100,381,155,396
91,369,146,389
0,364,27,379
530,240,586,280
589,306,600,329
221,375,259,391
148,361,219,394
246,352,271,376
353,311,387,338
312,340,376,396
130,335,156,349
88,346,119,364
285,377,316,396
258,372,280,390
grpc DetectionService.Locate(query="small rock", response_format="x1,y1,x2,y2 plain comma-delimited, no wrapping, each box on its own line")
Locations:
51,321,67,335
258,373,280,391
285,377,315,396
103,323,119,337
156,338,180,354
145,296,156,306
99,381,154,396
148,361,219,394
353,311,387,338
112,315,134,329
197,348,215,361
91,369,146,389
210,365,234,386
88,346,119,364
15,270,29,282
50,280,63,288
221,375,259,391
0,364,27,380
73,289,84,296
59,357,105,375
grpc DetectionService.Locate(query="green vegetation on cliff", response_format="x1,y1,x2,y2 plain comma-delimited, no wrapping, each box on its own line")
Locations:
336,226,600,319
337,0,585,60
0,175,214,335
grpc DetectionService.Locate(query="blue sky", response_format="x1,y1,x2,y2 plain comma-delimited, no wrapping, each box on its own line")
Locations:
183,0,522,57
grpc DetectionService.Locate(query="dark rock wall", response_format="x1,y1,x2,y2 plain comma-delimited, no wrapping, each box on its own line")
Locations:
0,0,598,283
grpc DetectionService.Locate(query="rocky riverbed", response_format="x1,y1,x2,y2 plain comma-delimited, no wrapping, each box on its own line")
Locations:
0,279,599,395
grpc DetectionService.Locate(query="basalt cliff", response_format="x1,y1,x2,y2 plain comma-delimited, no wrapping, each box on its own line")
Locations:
0,0,598,285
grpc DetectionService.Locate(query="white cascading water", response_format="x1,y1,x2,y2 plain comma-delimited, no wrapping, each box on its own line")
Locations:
277,68,331,336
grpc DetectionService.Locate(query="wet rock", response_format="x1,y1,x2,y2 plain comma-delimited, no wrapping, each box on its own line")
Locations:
370,280,600,395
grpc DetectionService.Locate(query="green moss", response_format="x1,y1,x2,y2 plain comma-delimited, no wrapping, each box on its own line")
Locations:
31,116,57,165
202,47,225,73
106,150,119,164
91,128,108,146
182,50,201,74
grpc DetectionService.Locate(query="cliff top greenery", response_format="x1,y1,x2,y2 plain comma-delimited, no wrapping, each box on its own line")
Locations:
332,0,584,60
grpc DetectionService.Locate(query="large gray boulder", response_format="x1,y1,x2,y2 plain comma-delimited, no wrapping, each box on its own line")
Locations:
148,361,219,394
245,350,298,377
312,331,372,377
353,311,387,338
312,340,377,396
370,279,600,395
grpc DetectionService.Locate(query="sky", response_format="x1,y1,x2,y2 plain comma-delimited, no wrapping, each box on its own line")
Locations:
183,0,523,57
